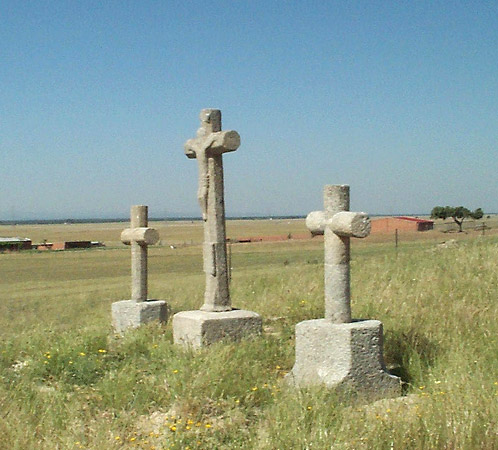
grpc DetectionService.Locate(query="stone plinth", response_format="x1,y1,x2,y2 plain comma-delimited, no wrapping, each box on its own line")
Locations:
173,309,262,349
112,300,169,335
287,319,401,399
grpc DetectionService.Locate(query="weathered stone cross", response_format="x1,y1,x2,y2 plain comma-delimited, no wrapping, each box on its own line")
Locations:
307,185,370,322
184,109,240,312
121,205,159,302
112,205,167,334
289,185,400,398
172,110,261,348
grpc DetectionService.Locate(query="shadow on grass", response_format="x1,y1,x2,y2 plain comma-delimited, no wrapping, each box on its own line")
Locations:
384,328,441,391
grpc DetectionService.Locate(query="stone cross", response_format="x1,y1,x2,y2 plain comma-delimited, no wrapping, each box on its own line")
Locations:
289,185,400,398
184,109,240,312
121,205,159,302
307,185,370,323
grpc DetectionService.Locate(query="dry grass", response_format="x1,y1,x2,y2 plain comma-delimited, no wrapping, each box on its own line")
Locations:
0,219,497,449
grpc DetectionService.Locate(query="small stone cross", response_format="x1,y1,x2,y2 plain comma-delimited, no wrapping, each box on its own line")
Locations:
306,185,370,323
121,205,159,302
184,109,240,312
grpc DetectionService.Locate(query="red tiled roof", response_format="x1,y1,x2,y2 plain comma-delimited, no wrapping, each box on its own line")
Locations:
396,216,434,223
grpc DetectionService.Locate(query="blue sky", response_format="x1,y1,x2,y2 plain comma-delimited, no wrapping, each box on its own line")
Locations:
1,1,497,219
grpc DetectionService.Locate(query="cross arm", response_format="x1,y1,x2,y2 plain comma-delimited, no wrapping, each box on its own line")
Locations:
121,227,160,245
328,212,370,238
184,131,241,159
306,211,328,236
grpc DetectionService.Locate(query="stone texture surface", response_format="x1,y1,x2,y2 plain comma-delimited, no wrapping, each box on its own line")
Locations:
184,109,240,312
112,300,169,335
293,185,400,399
329,211,371,238
173,110,260,347
173,309,262,349
123,205,158,302
121,227,159,246
305,210,327,236
287,319,401,399
112,205,168,334
323,185,369,323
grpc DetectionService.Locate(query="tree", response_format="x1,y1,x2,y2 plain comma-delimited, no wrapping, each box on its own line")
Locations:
431,206,484,232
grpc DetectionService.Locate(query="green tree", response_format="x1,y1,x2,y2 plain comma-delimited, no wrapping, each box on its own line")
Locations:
431,206,484,232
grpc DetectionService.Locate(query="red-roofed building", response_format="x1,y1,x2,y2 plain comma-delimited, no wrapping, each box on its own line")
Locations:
371,216,434,233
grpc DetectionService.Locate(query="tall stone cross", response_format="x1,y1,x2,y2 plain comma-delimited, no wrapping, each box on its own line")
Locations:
121,205,159,302
184,109,240,312
307,185,371,322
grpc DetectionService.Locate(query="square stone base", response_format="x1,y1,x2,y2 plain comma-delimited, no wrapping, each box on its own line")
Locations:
112,300,169,334
173,309,262,349
287,319,401,400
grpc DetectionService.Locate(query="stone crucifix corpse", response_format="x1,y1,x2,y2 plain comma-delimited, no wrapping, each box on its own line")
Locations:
173,109,262,348
184,109,240,312
288,185,401,399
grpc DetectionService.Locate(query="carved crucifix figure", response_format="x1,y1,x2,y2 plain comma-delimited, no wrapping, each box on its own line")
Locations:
184,109,240,312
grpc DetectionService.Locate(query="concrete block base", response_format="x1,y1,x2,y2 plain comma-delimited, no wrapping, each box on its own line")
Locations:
112,300,169,334
287,319,401,400
173,309,262,349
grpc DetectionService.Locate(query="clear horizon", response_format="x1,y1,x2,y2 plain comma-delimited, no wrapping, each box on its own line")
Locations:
2,1,497,221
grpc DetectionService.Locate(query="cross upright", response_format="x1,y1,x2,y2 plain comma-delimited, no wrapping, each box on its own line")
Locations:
307,185,370,323
121,205,159,302
184,109,240,312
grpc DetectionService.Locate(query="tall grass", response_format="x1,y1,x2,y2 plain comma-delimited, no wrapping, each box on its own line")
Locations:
0,231,496,449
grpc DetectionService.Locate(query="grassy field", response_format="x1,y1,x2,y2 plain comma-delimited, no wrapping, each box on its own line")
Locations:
0,220,497,449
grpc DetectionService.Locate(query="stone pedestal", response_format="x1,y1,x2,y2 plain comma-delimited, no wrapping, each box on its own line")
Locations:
287,319,401,399
112,300,169,335
173,309,262,349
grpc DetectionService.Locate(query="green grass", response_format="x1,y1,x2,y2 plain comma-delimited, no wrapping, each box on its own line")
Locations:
0,224,497,449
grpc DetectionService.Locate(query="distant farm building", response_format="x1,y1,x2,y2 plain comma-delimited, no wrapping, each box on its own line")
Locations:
35,241,99,251
371,217,434,233
0,237,32,252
